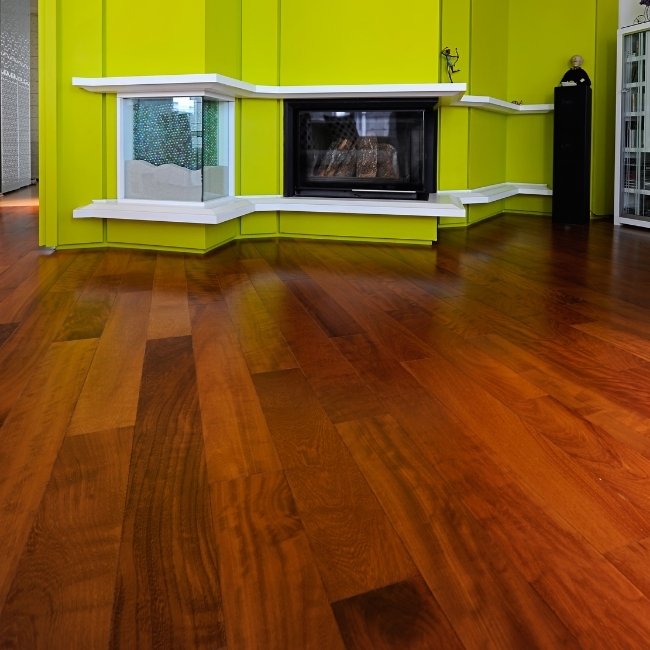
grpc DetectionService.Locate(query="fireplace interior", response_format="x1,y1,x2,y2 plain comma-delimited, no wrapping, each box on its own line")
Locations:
284,99,437,201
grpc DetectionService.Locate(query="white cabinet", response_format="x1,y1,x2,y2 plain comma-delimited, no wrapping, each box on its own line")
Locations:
615,23,650,227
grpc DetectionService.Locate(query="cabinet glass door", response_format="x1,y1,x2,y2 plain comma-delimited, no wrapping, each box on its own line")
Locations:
622,30,650,218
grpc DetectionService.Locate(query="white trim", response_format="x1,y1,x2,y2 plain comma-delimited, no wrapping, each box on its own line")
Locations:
72,183,551,225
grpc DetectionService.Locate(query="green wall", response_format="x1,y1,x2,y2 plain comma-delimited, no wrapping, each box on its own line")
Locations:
40,0,617,252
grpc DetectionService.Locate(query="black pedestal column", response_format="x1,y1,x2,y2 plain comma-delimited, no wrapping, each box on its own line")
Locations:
552,85,592,225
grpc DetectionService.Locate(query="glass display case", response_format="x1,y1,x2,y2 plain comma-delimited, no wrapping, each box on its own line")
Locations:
616,25,650,226
120,96,229,202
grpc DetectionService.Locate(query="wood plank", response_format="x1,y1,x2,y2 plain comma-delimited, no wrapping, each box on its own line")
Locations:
332,577,464,650
111,336,226,648
0,339,98,611
336,415,579,649
243,257,386,423
607,537,650,600
184,255,223,305
147,253,192,340
55,250,128,341
212,471,344,650
218,272,298,374
0,428,132,649
67,290,152,435
0,290,80,426
191,301,282,482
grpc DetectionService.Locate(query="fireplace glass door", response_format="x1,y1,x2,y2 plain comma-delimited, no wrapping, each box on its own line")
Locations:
284,100,436,201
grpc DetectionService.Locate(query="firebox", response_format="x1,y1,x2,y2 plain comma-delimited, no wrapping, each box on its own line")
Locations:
284,98,437,201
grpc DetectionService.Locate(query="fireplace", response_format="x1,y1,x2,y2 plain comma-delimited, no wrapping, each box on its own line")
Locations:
284,98,437,201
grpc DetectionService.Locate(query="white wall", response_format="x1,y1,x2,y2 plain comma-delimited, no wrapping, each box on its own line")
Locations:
620,0,647,27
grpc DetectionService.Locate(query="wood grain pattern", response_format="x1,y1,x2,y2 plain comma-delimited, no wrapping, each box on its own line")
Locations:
404,354,647,552
336,414,579,649
0,339,98,611
212,471,344,650
0,428,132,649
253,368,416,601
111,336,226,649
218,271,298,374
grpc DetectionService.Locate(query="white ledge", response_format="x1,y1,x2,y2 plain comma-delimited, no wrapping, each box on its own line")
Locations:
73,183,551,225
451,95,554,114
72,73,466,102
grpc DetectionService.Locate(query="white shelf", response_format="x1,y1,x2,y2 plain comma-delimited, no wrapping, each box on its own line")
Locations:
72,73,467,102
450,95,553,114
73,183,551,225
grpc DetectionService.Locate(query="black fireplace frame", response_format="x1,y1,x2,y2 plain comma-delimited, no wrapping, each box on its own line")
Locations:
283,98,437,201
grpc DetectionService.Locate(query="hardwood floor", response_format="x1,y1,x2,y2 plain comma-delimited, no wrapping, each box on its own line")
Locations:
4,197,650,647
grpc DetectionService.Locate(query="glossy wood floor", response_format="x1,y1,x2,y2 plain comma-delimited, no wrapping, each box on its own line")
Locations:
3,196,650,648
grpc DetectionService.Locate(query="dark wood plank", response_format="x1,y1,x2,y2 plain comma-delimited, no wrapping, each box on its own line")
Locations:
111,336,226,649
0,339,98,611
0,322,17,349
191,301,282,482
0,428,132,649
212,471,345,650
332,577,464,650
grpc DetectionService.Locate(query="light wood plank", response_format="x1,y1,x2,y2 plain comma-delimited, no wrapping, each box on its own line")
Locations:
68,290,151,435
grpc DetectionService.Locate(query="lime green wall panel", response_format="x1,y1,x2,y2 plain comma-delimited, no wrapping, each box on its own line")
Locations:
39,0,58,247
441,0,470,85
205,220,241,249
241,213,279,235
439,0,470,195
106,220,209,251
56,0,105,246
242,0,278,82
206,0,242,76
280,0,441,85
470,0,508,97
279,212,437,244
105,0,206,76
506,114,553,184
505,196,552,214
468,200,505,225
240,100,281,194
438,108,469,190
468,111,507,188
508,1,596,105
